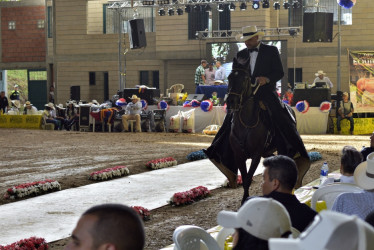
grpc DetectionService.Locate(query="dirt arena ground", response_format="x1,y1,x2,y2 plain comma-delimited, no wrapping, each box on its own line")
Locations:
0,128,370,249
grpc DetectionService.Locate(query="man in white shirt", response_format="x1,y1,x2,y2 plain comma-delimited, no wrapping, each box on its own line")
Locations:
215,61,226,82
24,101,38,115
312,70,333,88
204,63,216,85
122,95,142,132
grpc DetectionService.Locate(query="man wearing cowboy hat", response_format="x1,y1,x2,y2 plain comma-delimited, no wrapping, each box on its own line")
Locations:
332,152,374,220
312,70,333,88
24,101,38,115
43,103,60,130
122,95,142,132
205,26,309,184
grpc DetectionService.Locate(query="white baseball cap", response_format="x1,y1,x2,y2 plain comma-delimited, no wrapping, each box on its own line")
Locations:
217,197,291,240
269,210,374,250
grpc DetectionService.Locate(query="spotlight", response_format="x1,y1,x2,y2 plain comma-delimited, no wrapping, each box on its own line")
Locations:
288,28,298,37
283,1,290,9
262,0,269,8
292,0,300,8
229,2,236,11
176,7,183,15
158,8,166,16
185,5,191,13
252,0,260,10
168,8,174,15
204,4,212,12
218,3,225,12
193,5,201,11
273,1,280,9
240,2,247,10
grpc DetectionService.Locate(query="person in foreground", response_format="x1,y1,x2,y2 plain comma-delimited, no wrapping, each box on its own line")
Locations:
332,152,374,220
321,145,362,186
361,131,374,161
217,197,292,250
260,155,317,232
65,204,145,250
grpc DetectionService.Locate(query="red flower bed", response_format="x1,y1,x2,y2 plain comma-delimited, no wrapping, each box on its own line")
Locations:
169,186,211,206
89,166,130,181
4,180,61,200
0,237,48,250
145,157,177,170
131,206,151,221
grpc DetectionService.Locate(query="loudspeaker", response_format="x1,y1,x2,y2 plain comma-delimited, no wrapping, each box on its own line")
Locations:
70,86,80,102
303,12,333,43
186,94,205,102
129,19,147,49
79,105,91,127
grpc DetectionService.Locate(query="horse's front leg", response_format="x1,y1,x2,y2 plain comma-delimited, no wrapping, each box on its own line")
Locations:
241,156,262,205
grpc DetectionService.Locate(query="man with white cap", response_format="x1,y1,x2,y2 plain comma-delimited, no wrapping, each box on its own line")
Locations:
9,84,20,101
205,26,309,184
312,70,333,88
217,197,292,250
332,152,374,220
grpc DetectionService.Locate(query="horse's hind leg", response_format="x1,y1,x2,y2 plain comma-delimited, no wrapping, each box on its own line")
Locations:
240,156,261,204
294,156,311,188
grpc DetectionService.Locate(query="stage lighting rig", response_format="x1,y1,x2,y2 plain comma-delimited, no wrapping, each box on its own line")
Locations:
240,2,247,10
158,8,166,16
292,0,300,8
273,1,280,9
185,5,191,13
229,2,236,11
193,4,202,11
252,0,260,9
262,0,269,8
218,3,225,11
283,0,290,9
176,7,184,15
168,8,175,15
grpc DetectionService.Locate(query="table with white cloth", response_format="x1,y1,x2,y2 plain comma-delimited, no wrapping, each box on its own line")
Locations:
292,107,329,134
147,105,227,133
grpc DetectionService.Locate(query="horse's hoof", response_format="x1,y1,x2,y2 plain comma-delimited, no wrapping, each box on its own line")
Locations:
209,158,237,188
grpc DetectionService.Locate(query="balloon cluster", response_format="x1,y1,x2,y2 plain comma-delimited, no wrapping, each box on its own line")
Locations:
183,99,201,107
295,100,310,113
200,100,213,112
337,0,356,9
320,101,332,113
115,98,127,107
140,99,148,110
158,100,169,110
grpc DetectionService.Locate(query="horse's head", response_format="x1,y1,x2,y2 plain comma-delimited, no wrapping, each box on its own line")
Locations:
226,59,251,111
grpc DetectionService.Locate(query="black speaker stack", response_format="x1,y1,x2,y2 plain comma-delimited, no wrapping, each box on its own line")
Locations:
129,19,147,49
303,12,333,43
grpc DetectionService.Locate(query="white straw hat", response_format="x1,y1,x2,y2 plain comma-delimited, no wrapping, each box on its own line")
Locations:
315,70,326,76
354,152,374,190
235,26,265,42
217,197,291,240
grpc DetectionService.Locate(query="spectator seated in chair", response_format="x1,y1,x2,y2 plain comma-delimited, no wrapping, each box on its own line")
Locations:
321,145,363,186
259,155,317,232
23,101,38,115
217,197,292,250
65,204,145,250
66,101,79,131
337,92,354,135
43,103,60,130
54,103,69,130
122,95,142,132
332,152,374,220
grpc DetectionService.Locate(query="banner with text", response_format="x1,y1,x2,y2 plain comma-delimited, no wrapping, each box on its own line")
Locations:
349,50,374,113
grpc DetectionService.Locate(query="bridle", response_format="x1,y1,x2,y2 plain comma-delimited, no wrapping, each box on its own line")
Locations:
228,68,252,107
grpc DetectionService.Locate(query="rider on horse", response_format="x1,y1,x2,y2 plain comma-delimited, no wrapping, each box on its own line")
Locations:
205,26,309,187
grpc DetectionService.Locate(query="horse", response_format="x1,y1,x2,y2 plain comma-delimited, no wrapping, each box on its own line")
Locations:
224,63,310,203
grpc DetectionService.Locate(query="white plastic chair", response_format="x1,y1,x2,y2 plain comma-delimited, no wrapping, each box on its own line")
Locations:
173,225,221,250
311,183,363,210
215,227,234,250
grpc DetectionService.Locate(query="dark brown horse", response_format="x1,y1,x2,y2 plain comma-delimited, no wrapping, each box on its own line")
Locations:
222,62,310,202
